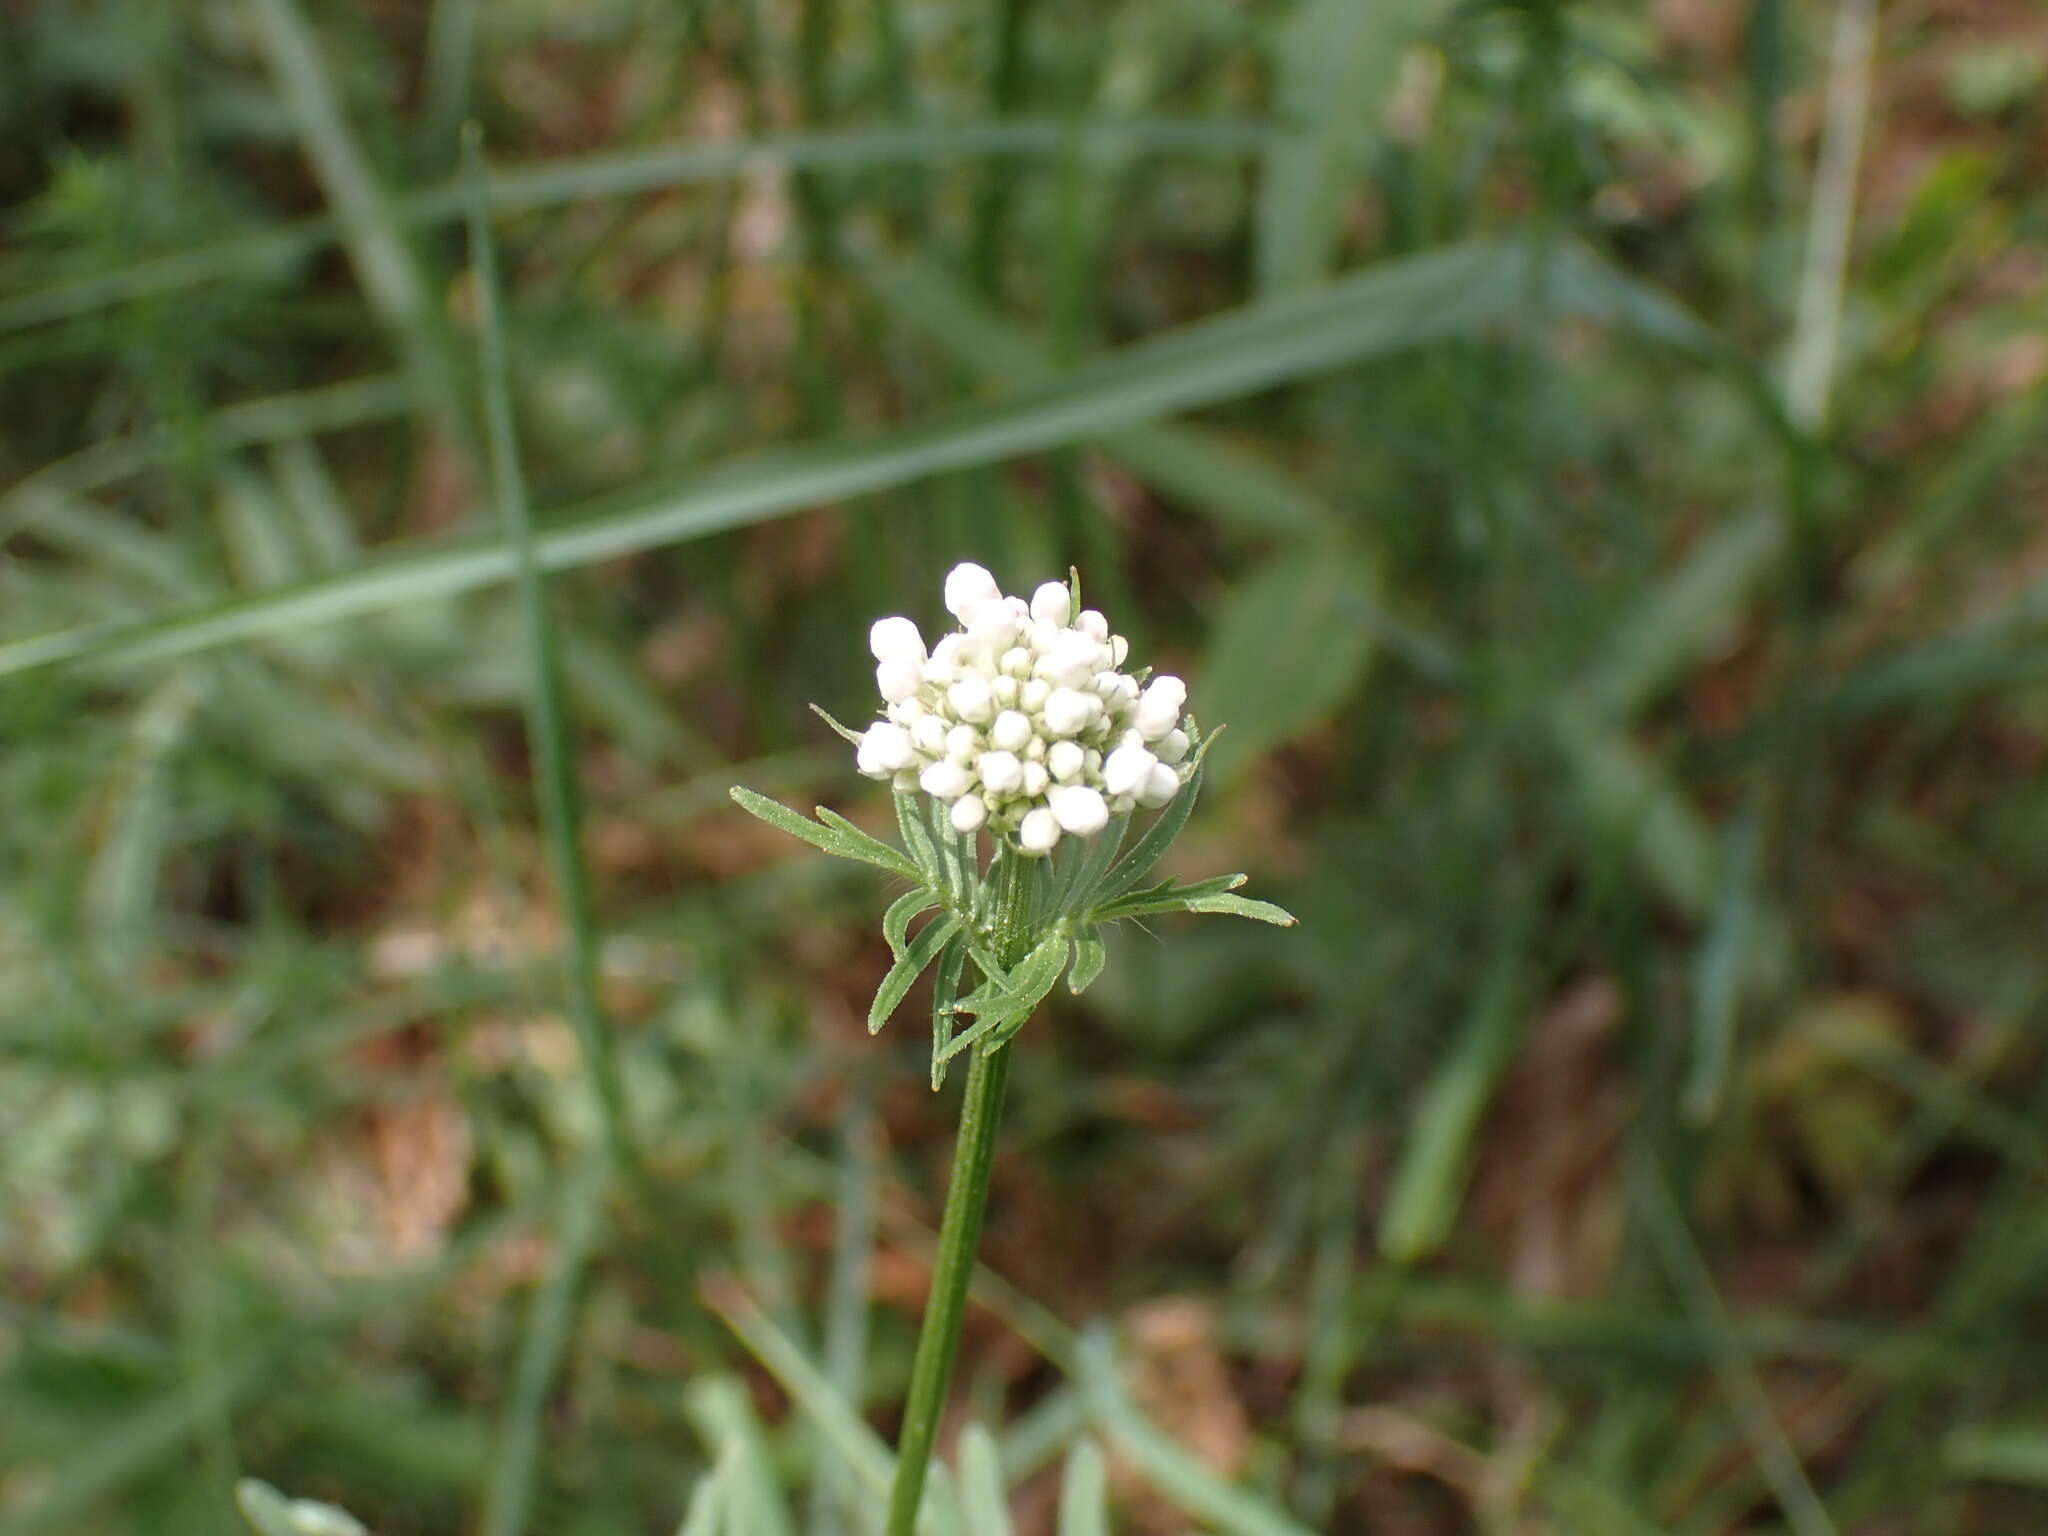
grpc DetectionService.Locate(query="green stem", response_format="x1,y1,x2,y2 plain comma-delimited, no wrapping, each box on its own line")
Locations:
883,851,1030,1533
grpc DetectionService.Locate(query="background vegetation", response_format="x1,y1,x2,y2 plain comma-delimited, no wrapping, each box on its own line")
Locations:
3,0,2046,1530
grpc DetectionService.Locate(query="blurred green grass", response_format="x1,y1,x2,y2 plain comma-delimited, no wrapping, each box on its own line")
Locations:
3,0,2047,1531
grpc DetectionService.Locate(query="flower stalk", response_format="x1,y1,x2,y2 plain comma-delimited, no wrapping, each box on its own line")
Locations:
729,563,1296,1530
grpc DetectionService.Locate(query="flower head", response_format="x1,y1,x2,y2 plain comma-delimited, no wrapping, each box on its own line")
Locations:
856,563,1192,854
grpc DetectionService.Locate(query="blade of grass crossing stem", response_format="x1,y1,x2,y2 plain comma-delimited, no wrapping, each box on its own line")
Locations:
711,1291,969,1536
1056,1442,1109,1536
684,1379,798,1536
482,1153,610,1536
1633,1163,1840,1536
959,1425,1015,1536
247,0,468,448
464,126,629,1168
0,240,1734,680
1074,1331,1317,1536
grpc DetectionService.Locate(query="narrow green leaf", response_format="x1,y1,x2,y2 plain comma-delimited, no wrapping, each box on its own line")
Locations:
683,1379,797,1536
931,935,970,1091
1074,1332,1317,1536
809,701,867,745
1683,809,1760,1124
1199,544,1378,783
1055,1442,1109,1536
482,1156,610,1536
469,129,628,1171
1052,816,1127,917
0,239,1728,682
960,1424,1015,1536
939,935,1069,1063
730,786,922,881
673,1462,726,1536
1178,892,1297,925
1945,1423,2048,1488
1258,0,1442,294
1067,931,1106,995
871,915,964,1034
885,888,942,962
1378,921,1527,1264
897,793,943,884
816,805,924,882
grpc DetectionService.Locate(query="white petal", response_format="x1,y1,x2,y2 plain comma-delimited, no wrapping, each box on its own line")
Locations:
947,676,995,724
1029,580,1073,627
977,750,1024,796
877,656,923,703
1041,687,1092,737
1018,807,1061,854
1102,742,1156,798
920,759,971,800
868,616,925,662
1048,784,1109,836
1137,761,1180,808
989,710,1033,752
943,562,1002,622
862,722,917,772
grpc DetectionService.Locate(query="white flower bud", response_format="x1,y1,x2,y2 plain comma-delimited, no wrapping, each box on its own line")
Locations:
894,696,926,722
989,709,1033,752
1023,735,1046,760
1076,608,1109,641
877,656,923,703
944,562,1002,622
1018,807,1061,854
1157,728,1190,765
1048,784,1109,836
977,751,1024,796
1041,687,1092,736
1021,679,1051,711
1021,760,1050,797
948,676,995,724
912,716,947,754
950,793,989,834
861,722,917,774
1110,635,1130,666
893,768,921,793
920,759,971,800
1000,646,1033,678
1038,631,1099,689
1047,740,1085,781
1135,675,1186,740
869,616,925,662
1103,742,1156,798
945,724,981,763
965,596,1018,644
856,738,889,779
1030,580,1073,626
990,675,1020,707
1137,761,1180,808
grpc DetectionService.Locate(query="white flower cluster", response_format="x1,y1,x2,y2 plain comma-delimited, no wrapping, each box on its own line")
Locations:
855,562,1192,854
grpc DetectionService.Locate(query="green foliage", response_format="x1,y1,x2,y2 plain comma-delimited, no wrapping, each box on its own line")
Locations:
5,0,2048,1530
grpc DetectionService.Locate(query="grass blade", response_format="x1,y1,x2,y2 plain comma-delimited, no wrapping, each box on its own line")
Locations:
481,1155,610,1536
466,124,630,1168
0,239,1718,680
958,1424,1014,1536
247,0,467,442
1054,1441,1108,1536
